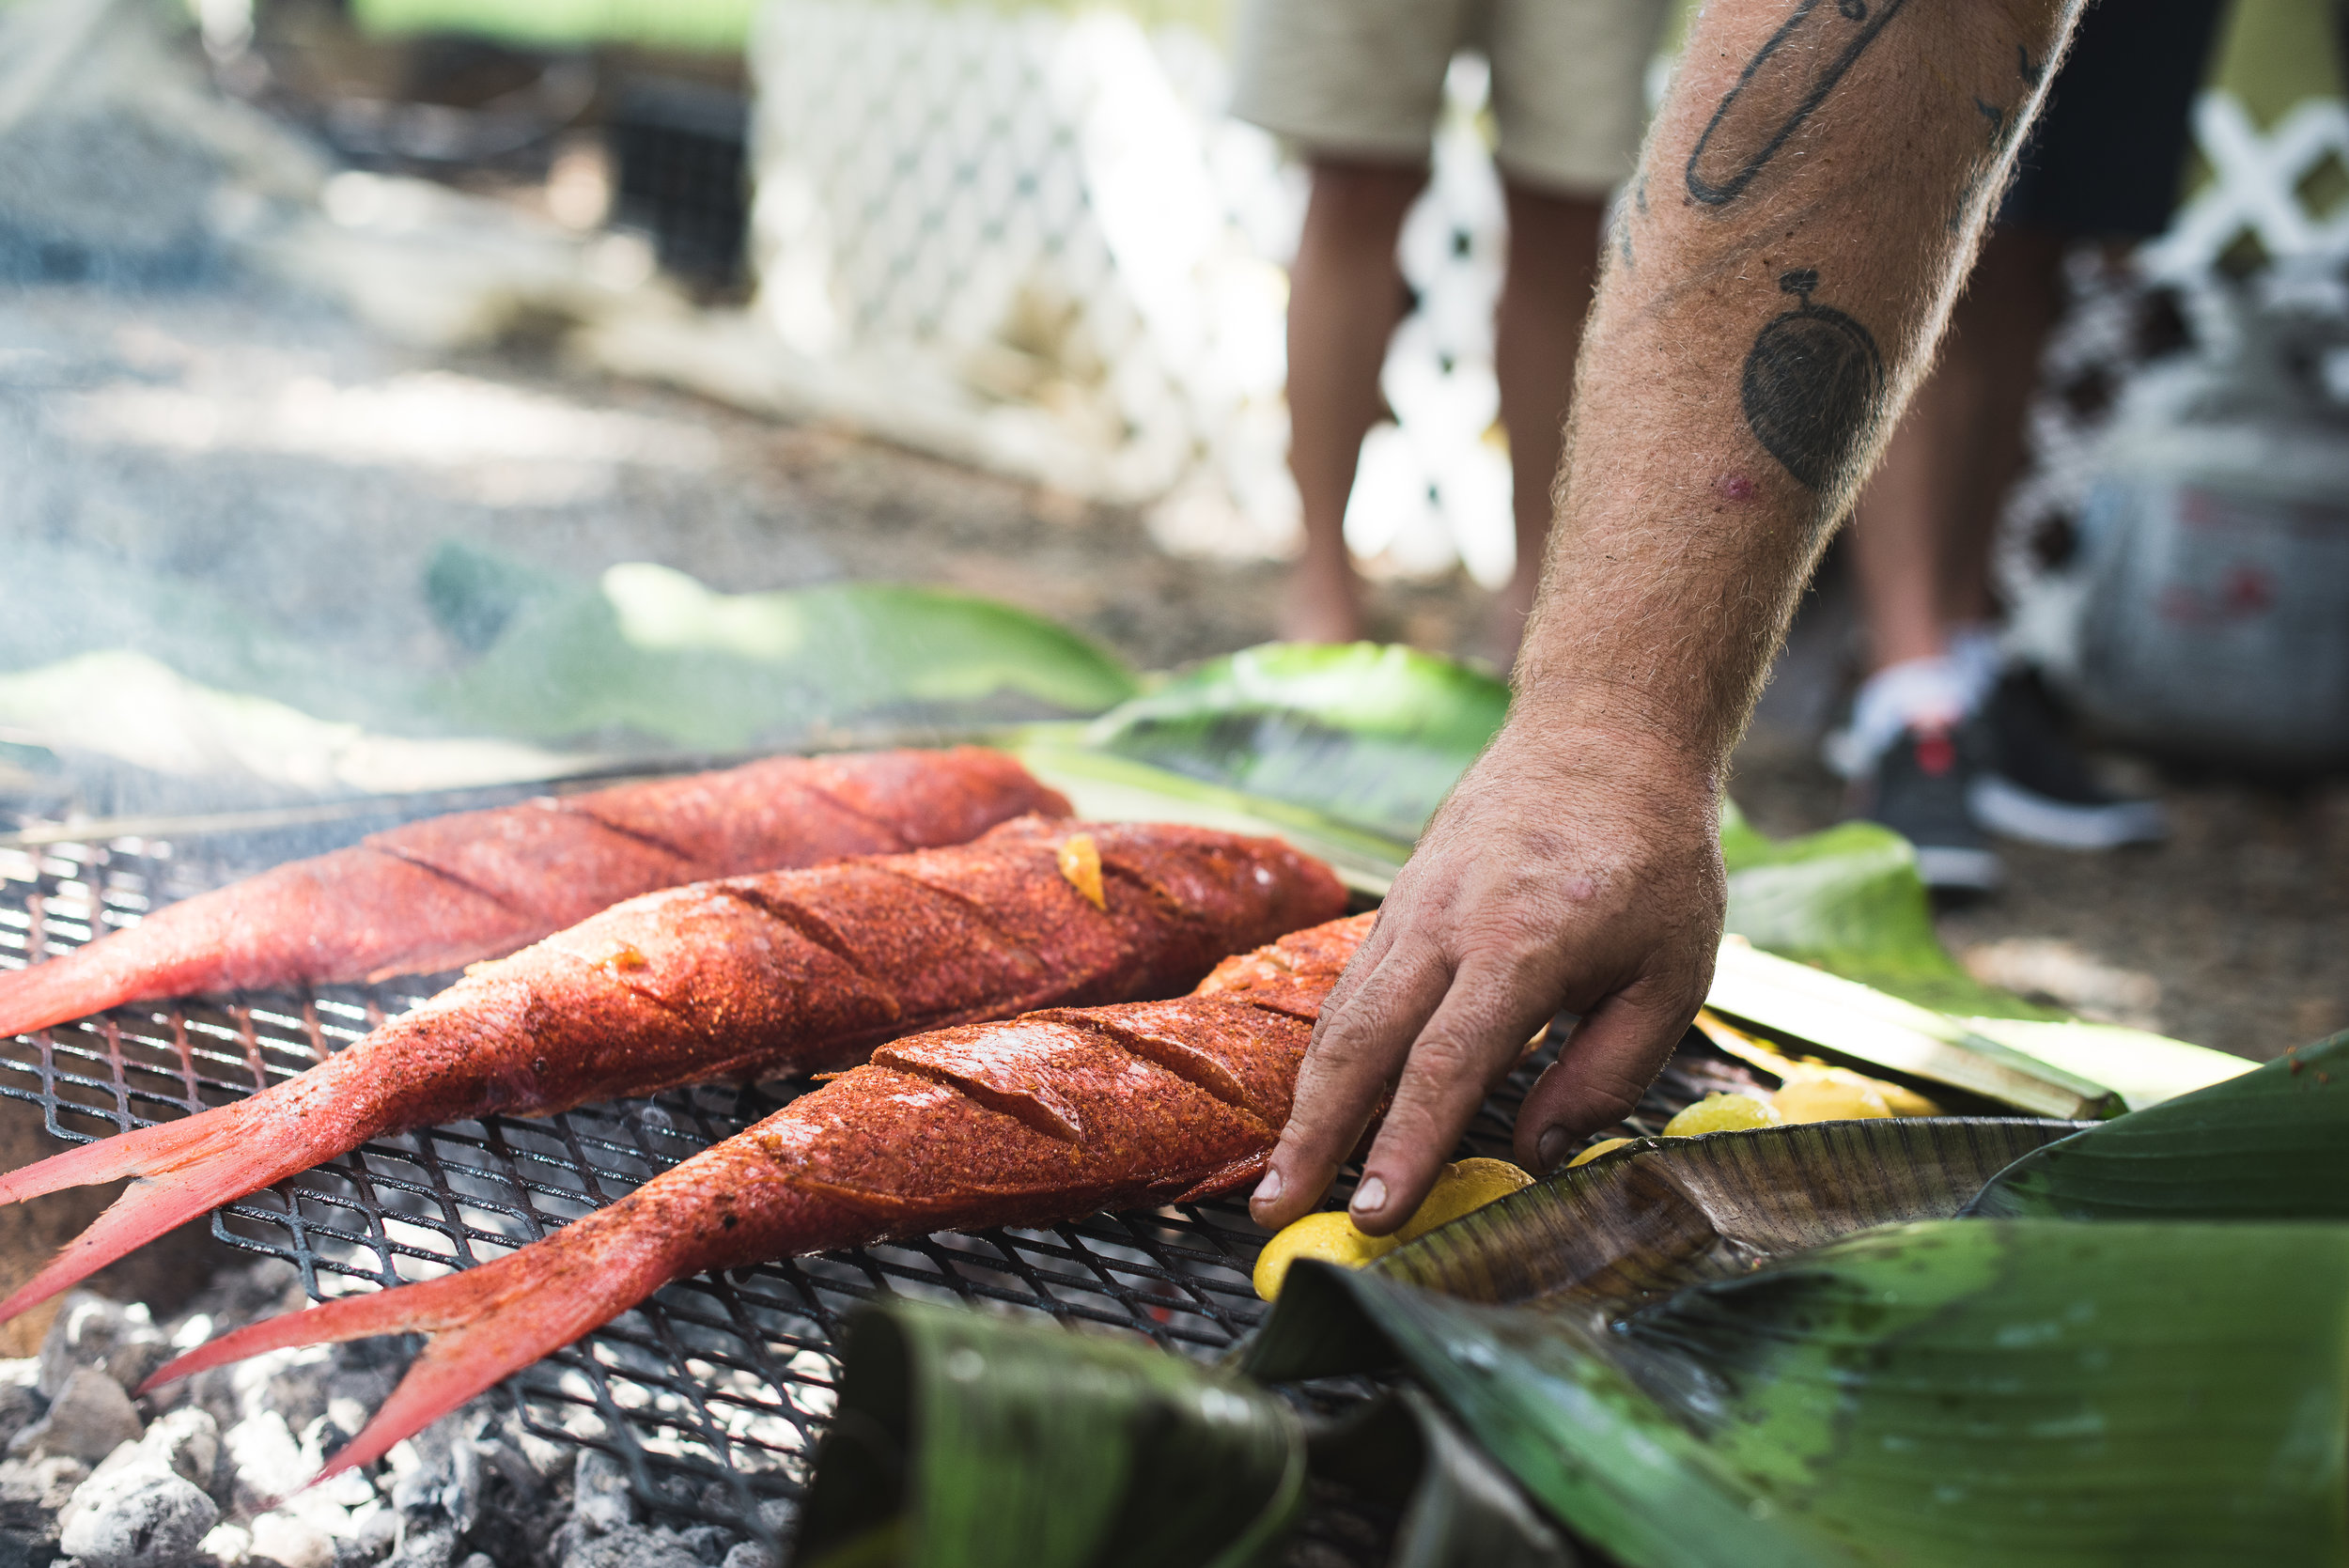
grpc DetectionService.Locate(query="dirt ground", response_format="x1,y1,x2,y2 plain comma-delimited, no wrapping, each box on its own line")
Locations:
6,272,2343,1064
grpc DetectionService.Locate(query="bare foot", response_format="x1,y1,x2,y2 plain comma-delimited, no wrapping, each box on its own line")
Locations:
1280,553,1366,644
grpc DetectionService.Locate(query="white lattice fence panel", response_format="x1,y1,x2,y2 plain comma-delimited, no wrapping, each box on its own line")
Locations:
750,0,1518,580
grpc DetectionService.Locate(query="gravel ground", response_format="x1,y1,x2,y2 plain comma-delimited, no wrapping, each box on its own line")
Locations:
5,271,2341,1064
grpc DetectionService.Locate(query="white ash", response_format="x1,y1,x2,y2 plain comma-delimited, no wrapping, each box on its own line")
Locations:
0,1262,780,1568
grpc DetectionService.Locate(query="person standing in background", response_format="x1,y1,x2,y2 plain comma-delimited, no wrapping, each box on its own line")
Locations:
1232,0,1673,665
1831,0,2227,890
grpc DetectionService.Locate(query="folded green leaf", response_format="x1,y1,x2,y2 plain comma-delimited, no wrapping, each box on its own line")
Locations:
433,552,1138,749
1253,1221,2349,1568
1306,1389,1574,1568
1082,642,1506,842
1959,1016,2255,1111
1252,1260,1827,1568
797,1301,1303,1568
1706,940,2124,1119
1968,1029,2349,1220
1718,801,2046,1017
1249,1118,2079,1368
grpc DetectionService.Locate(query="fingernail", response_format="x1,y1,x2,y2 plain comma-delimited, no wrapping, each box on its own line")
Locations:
1349,1175,1388,1218
1252,1168,1284,1207
1535,1127,1568,1170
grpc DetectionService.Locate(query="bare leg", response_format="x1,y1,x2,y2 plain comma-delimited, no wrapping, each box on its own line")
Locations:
1281,160,1425,644
1488,182,1605,669
1849,226,2065,672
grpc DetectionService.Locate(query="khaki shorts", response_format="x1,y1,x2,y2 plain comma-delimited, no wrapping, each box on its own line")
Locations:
1229,0,1672,196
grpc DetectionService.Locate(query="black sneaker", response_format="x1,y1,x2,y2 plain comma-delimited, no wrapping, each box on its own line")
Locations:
1856,725,2003,892
1968,671,2167,850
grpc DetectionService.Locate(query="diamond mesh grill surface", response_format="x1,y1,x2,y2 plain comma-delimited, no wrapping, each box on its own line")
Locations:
0,811,1753,1555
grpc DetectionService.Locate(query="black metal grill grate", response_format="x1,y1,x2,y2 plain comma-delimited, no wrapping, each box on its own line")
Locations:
0,812,1750,1556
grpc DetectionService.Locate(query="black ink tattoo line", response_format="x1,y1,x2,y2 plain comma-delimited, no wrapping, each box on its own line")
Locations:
1686,0,1917,207
1740,269,1884,490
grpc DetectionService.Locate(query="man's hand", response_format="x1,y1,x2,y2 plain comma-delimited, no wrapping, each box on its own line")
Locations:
1248,0,2084,1235
1248,722,1724,1234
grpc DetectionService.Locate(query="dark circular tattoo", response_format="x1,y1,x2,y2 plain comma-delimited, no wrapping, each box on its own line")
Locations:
1740,269,1884,490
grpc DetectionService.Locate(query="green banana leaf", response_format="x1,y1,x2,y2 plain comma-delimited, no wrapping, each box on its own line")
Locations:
797,1301,1571,1568
1253,1221,2349,1568
1009,738,1412,896
1082,642,1508,843
1340,1117,2083,1327
1958,1015,2255,1112
1968,1029,2349,1220
1717,800,2042,1017
1076,642,2056,1019
429,546,1139,749
1706,940,2124,1119
795,1301,1303,1568
1305,1388,1574,1568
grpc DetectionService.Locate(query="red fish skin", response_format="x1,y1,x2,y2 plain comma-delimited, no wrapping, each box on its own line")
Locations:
0,826,1345,1323
141,915,1377,1480
0,747,1065,1037
315,820,1348,1132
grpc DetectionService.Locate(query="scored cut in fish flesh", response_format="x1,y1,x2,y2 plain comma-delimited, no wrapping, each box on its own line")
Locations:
0,820,1346,1322
147,912,1376,1481
0,747,1067,1040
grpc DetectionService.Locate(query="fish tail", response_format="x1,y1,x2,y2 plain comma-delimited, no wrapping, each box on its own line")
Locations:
145,1207,687,1482
0,1066,366,1323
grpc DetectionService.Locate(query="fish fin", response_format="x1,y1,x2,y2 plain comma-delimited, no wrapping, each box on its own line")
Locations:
0,1094,331,1323
146,1232,671,1482
1168,1151,1270,1205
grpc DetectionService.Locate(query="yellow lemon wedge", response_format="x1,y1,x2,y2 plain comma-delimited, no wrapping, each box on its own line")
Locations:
1772,1076,1892,1123
1392,1157,1534,1244
1662,1092,1783,1137
1056,833,1105,908
1566,1136,1634,1168
1252,1211,1397,1301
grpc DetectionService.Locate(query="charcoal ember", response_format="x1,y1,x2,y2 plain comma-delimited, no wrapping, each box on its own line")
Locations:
751,1502,794,1546
0,1458,88,1529
716,1543,770,1568
0,1525,61,1568
333,1506,399,1568
194,1520,251,1566
221,1409,310,1516
0,1383,44,1455
385,1524,456,1568
163,1265,303,1347
56,1457,218,1568
569,1451,635,1537
672,1526,731,1564
385,1417,482,1539
136,1411,216,1495
38,1297,167,1400
247,1509,335,1568
8,1369,142,1464
566,1527,704,1568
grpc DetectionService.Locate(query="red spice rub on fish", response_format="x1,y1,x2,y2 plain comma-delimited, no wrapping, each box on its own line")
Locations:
145,912,1376,1481
0,747,1066,1040
0,822,1346,1323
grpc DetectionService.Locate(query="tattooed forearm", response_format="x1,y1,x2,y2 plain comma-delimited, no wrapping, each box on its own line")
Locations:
1687,0,1918,207
1739,269,1884,490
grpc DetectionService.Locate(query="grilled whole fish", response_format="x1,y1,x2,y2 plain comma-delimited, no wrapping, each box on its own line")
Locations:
0,821,1346,1321
0,747,1066,1040
148,912,1376,1480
